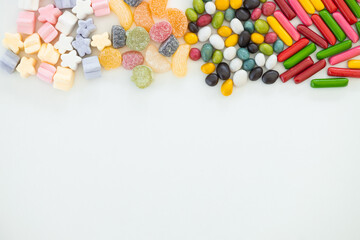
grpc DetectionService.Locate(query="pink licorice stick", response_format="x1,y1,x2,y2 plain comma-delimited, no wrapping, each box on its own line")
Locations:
329,46,360,65
332,12,359,43
273,10,301,41
288,0,312,26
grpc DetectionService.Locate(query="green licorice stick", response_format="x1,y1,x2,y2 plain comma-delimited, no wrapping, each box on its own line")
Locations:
316,40,352,60
356,22,360,36
344,0,360,18
319,10,346,42
283,43,316,69
311,78,349,88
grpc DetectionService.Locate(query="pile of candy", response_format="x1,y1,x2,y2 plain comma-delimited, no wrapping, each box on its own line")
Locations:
0,0,190,90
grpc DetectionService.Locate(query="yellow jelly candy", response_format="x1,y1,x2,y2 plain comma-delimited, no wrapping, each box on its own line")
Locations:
184,32,198,45
215,0,230,11
171,44,190,77
99,47,122,70
16,57,36,78
150,0,168,18
145,44,171,73
53,66,75,91
109,0,133,31
24,33,41,54
3,33,23,54
221,79,233,96
218,26,232,37
38,43,60,65
225,34,238,47
201,63,216,74
134,2,154,32
230,0,243,9
166,8,188,38
251,32,264,45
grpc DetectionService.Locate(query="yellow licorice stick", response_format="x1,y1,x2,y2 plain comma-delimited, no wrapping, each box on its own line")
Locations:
267,16,293,46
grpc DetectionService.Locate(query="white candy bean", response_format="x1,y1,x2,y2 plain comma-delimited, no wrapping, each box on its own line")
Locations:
198,26,212,42
230,58,243,72
223,47,236,61
266,54,277,70
233,70,248,87
205,2,216,14
209,34,225,50
230,18,243,34
255,53,265,67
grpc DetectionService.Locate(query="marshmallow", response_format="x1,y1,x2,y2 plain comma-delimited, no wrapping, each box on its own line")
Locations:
91,32,111,51
91,0,110,17
17,11,36,35
0,50,21,74
54,0,76,9
18,0,39,11
38,22,59,43
72,0,94,19
16,57,36,78
37,63,57,83
38,43,60,65
82,56,101,79
53,66,75,91
3,33,24,54
38,4,62,25
77,18,96,38
55,11,78,35
54,34,74,54
61,50,82,70
72,35,91,57
24,33,42,54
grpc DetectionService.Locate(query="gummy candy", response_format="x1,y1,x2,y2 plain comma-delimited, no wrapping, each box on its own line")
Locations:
111,25,126,48
124,0,143,7
99,47,122,70
171,44,190,77
145,44,171,73
134,2,154,32
166,8,188,38
159,35,179,57
131,65,153,89
109,0,134,31
150,0,168,18
149,21,172,43
122,51,144,70
126,27,150,51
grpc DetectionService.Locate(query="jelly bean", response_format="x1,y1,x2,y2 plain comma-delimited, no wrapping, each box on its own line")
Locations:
244,0,260,9
53,66,75,91
189,48,201,61
159,35,179,57
201,43,214,62
332,12,359,43
322,0,338,12
243,58,256,71
274,0,296,20
230,58,243,72
91,32,112,51
288,0,312,26
72,0,93,19
298,0,316,14
212,50,224,64
215,0,230,11
249,67,263,80
201,62,216,74
184,32,199,45
149,0,168,18
99,47,122,70
209,34,225,50
235,8,251,21
230,18,244,34
61,50,82,70
197,14,212,27
225,34,239,47
230,0,243,9
109,0,133,31
217,62,231,80
311,78,348,88
280,56,314,82
238,31,251,47
198,26,212,42
277,38,309,62
267,16,292,46
317,40,351,60
329,46,360,65
248,43,259,53
273,40,284,53
205,2,216,14
126,27,150,51
259,43,273,56
205,73,219,86
225,8,236,21
0,50,20,74
266,54,278,69
38,4,62,25
344,0,360,18
332,0,357,25
72,35,91,57
3,33,24,54
348,60,360,68
167,9,188,38
251,33,264,45
297,25,328,49
134,2,155,32
131,65,153,89
171,44,190,77
233,69,248,87
55,11,78,35
188,22,199,33
212,12,225,29
310,0,325,11
261,2,276,16
319,10,346,42
224,47,237,60
218,26,233,38
111,25,126,48
122,51,144,70
311,14,336,46
328,67,360,77
37,62,56,83
77,18,96,38
237,48,250,60
273,10,300,41
244,21,255,33
255,53,266,67
254,19,269,34
294,59,326,84
124,0,143,7
186,8,198,22
150,22,172,43
193,0,205,14
221,79,233,96
17,11,36,35
265,32,277,44
262,70,279,84
16,57,36,78
251,8,262,21
145,44,171,73
283,43,316,69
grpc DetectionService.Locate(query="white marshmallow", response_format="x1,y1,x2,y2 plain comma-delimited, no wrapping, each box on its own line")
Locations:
56,11,78,35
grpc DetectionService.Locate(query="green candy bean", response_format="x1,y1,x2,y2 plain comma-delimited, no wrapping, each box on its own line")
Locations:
212,12,225,29
284,43,316,69
201,43,214,62
259,43,273,56
212,50,223,64
185,8,198,22
193,0,205,14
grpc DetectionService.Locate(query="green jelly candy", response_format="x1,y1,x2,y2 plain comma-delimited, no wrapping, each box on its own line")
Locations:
212,12,225,29
225,8,236,21
244,20,255,33
185,8,198,22
259,43,273,56
201,43,214,62
254,19,269,34
193,0,205,14
284,43,316,69
212,50,223,64
243,58,256,71
316,40,352,60
344,0,360,18
273,39,284,53
131,65,153,89
319,10,346,42
126,27,150,51
237,48,250,60
311,78,349,88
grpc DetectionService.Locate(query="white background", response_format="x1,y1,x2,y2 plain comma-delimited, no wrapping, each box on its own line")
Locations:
1,0,360,239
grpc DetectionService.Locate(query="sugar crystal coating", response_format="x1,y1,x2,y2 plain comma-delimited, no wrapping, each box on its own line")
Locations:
111,25,126,49
134,2,154,32
122,51,144,70
99,47,122,70
126,27,150,51
131,65,153,89
149,21,172,43
145,44,171,73
159,35,179,57
124,0,143,7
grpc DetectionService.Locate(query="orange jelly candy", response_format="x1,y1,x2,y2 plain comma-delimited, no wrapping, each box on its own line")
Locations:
166,8,188,38
99,47,122,70
150,0,168,18
134,2,154,32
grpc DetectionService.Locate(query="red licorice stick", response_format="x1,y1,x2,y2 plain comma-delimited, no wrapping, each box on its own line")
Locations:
332,0,357,25
328,67,360,77
311,14,337,45
274,0,296,20
280,56,314,82
294,59,327,84
297,25,328,49
322,0,337,13
277,38,310,62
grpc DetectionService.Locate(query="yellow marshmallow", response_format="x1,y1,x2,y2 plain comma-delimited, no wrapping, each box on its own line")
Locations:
53,66,75,91
38,43,60,65
3,33,24,54
24,33,42,54
16,57,36,78
91,32,112,51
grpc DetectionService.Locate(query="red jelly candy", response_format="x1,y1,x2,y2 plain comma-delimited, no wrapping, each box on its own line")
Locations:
149,21,172,43
189,48,201,61
122,51,144,70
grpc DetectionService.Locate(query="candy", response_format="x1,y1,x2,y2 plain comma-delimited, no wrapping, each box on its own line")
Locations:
125,0,143,7
244,21,255,33
38,43,60,65
197,14,212,27
149,22,172,44
238,31,251,47
126,27,150,51
92,0,110,16
274,0,296,20
280,56,314,82
311,14,336,46
225,8,236,21
184,33,198,45
273,40,284,53
134,2,154,32
72,0,93,19
328,67,360,77
166,8,188,38
38,4,62,25
237,48,250,60
53,66,75,91
201,63,216,74
99,47,122,70
17,11,36,35
230,58,243,72
23,33,41,54
283,43,316,69
265,54,278,70
3,33,23,54
243,58,256,71
262,70,279,84
212,50,223,64
171,44,190,77
209,34,225,50
273,10,300,41
319,10,346,42
348,60,360,68
131,65,153,89
288,0,312,26
144,44,171,73
310,0,325,11
188,22,199,33
329,46,360,65
255,53,266,67
77,18,96,38
235,8,251,21
298,0,316,14
61,50,82,70
55,11,78,35
205,74,219,86
159,35,179,57
201,43,214,62
251,33,264,45
109,0,133,31
254,19,269,34
0,50,20,74
265,32,277,44
205,2,216,14
38,22,58,43
150,0,168,18
91,32,112,51
259,43,273,56
122,51,144,70
221,79,233,96
16,57,36,78
82,56,101,79
251,8,262,21
332,12,359,43
189,48,201,61
18,0,39,11
186,9,198,22
322,0,337,12
193,0,205,14
54,0,76,9
277,38,309,62
344,0,360,18
332,0,357,25
223,47,237,61
212,12,225,29
230,18,244,34
244,0,260,9
72,35,91,57
297,25,328,49
198,26,212,42
111,25,126,48
316,40,352,59
37,63,56,83
218,26,232,37
230,0,243,8
233,69,248,87
249,67,263,80
294,59,326,84
215,0,230,10
262,2,276,16
311,78,348,88
267,16,292,46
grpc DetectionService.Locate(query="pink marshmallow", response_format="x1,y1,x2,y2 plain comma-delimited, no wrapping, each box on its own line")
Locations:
329,46,360,65
333,12,359,43
91,0,110,17
37,62,56,83
38,4,62,25
17,11,36,35
38,22,59,43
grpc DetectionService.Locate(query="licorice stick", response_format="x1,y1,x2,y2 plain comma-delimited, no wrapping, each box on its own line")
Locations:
356,22,360,36
311,14,336,45
288,0,313,26
329,46,360,65
283,43,316,69
344,0,360,18
280,56,314,82
299,0,316,14
267,16,293,46
311,78,349,88
310,0,325,10
277,38,309,62
294,59,327,84
319,10,346,42
328,67,360,77
297,24,328,49
274,0,297,20
316,40,352,60
332,0,357,25
332,12,359,43
348,60,360,68
274,10,300,41
322,0,338,12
